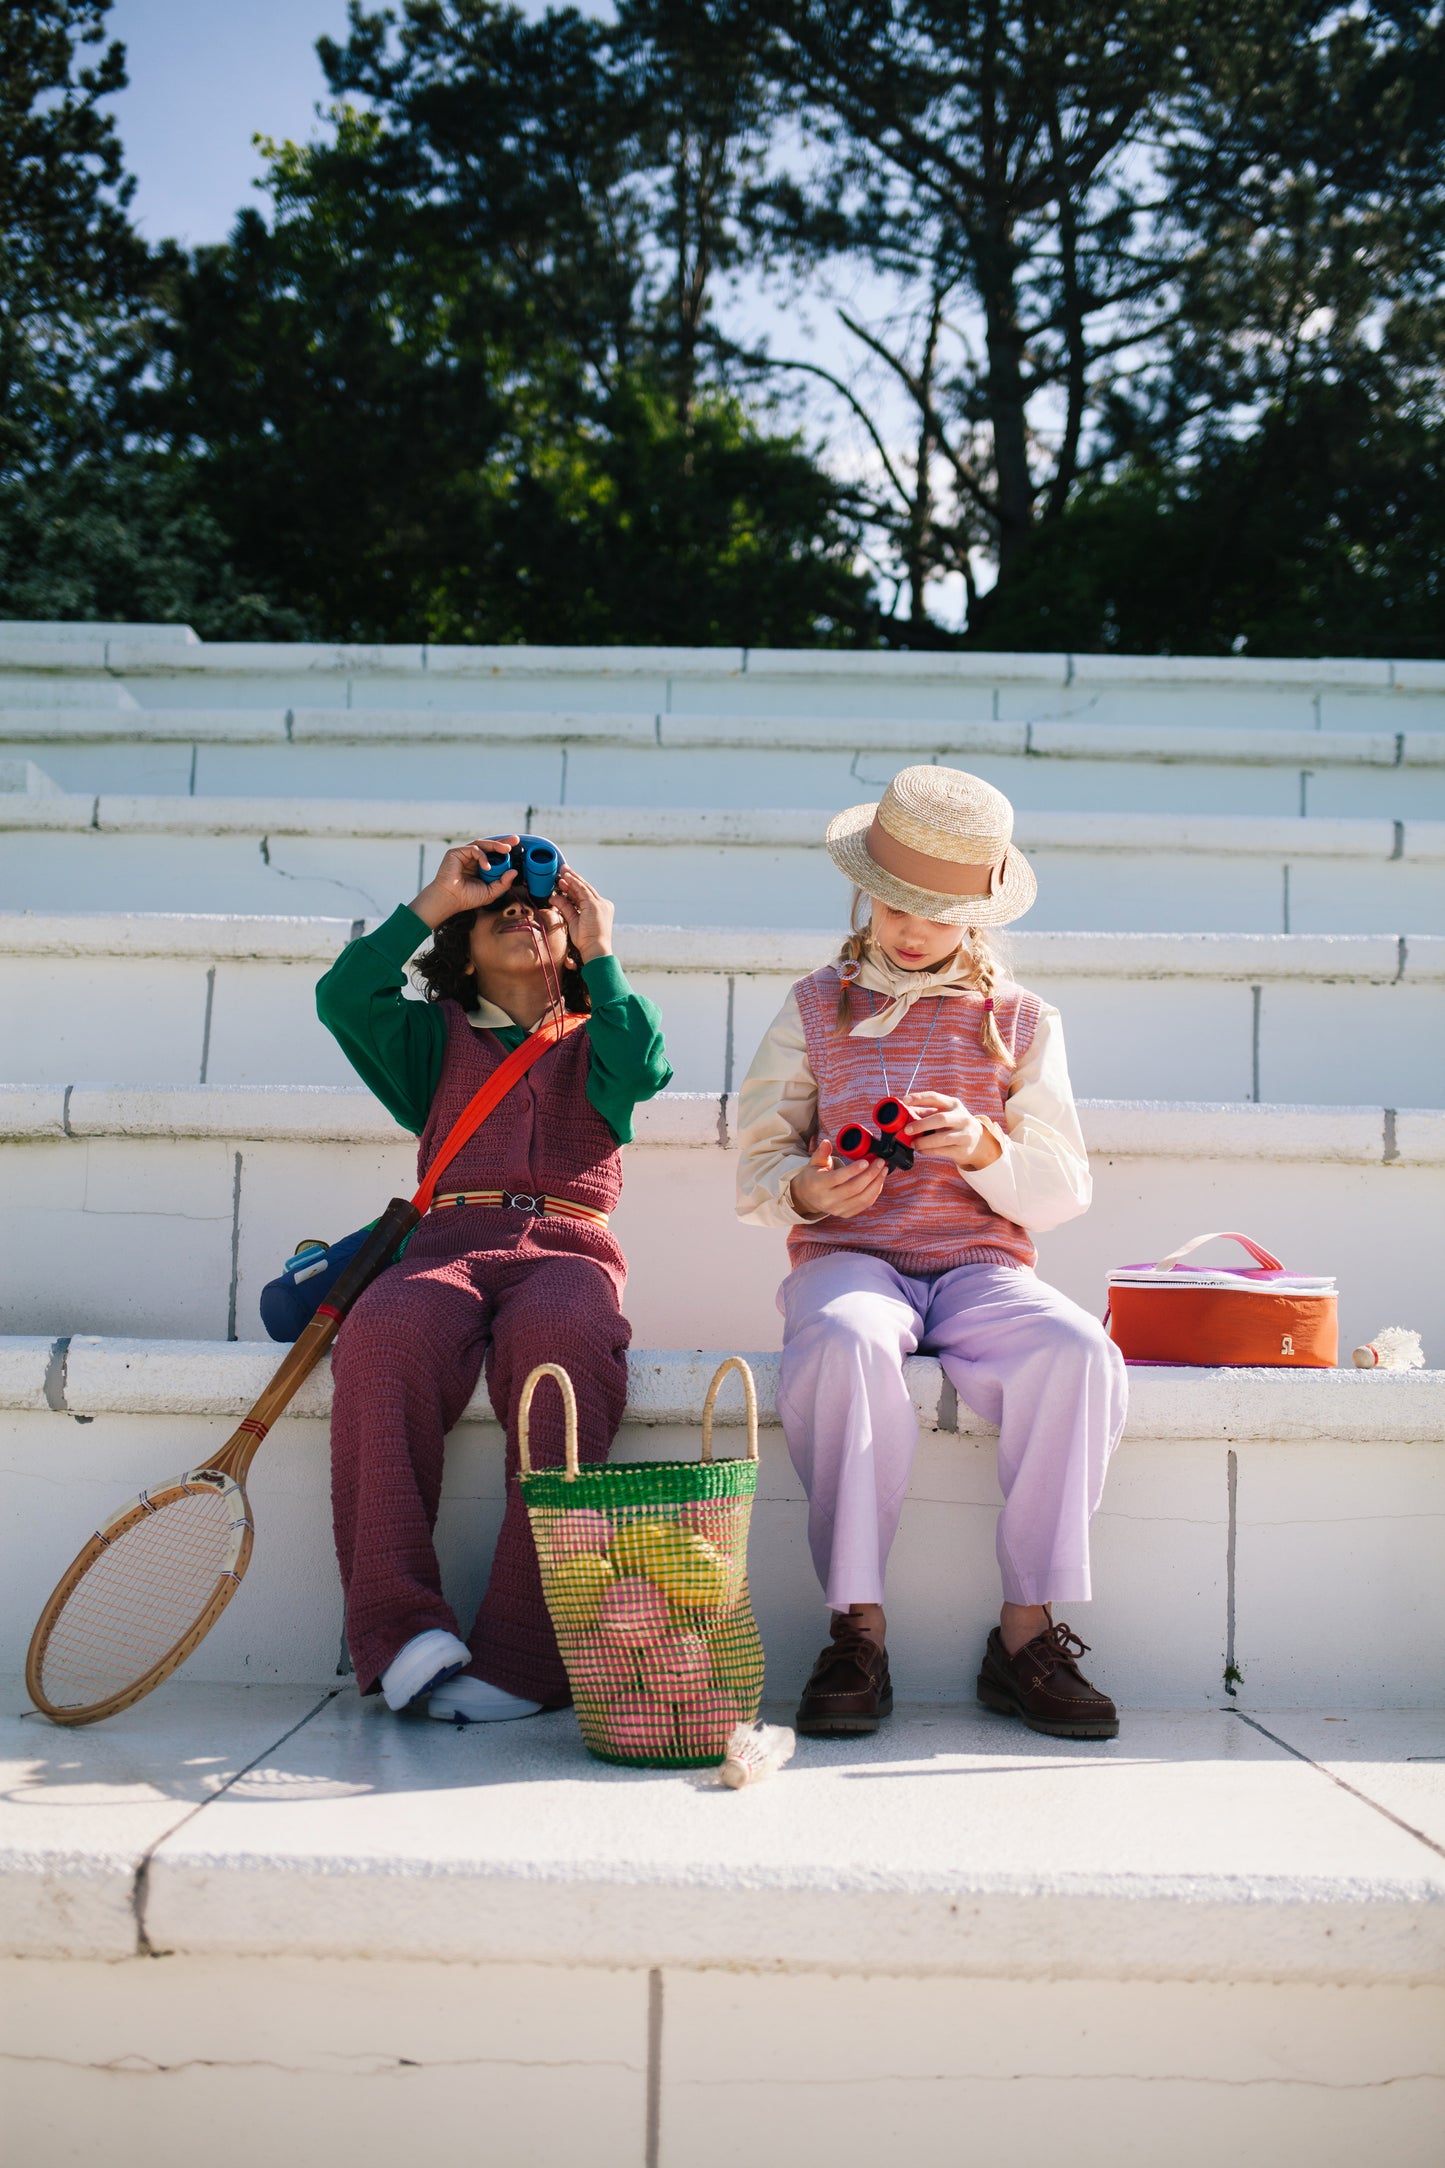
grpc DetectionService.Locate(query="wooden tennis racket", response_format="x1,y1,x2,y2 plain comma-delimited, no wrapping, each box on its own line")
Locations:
25,1197,421,1727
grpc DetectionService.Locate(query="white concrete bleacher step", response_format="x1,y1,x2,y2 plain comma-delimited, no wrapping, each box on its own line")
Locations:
3,790,1443,931
0,759,62,796
3,628,1442,2155
2,1337,1441,1711
5,708,1445,822
3,624,1443,726
10,706,1445,755
3,1085,1441,1354
4,1687,1441,2167
4,912,1442,1105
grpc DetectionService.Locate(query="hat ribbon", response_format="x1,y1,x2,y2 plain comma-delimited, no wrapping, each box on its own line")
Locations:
865,815,1006,898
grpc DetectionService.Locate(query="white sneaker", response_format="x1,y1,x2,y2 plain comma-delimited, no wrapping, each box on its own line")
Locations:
379,1629,471,1712
429,1676,544,1723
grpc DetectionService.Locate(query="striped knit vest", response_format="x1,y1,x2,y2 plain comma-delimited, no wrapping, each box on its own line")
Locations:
417,1001,625,1221
788,966,1042,1279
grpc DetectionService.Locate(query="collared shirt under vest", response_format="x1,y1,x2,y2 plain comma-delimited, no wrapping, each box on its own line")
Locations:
787,968,1042,1279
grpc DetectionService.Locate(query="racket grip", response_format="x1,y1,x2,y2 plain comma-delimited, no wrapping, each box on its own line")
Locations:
212,1197,424,1476
318,1197,421,1320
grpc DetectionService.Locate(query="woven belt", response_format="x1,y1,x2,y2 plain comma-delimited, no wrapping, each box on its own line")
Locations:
430,1190,610,1228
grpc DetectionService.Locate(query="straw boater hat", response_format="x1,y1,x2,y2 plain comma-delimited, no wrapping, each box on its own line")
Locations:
826,765,1037,928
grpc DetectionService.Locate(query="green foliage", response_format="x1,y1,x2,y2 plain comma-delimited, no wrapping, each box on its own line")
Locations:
437,374,880,646
721,0,1201,615
0,0,151,476
155,72,877,643
1158,0,1445,433
979,388,1445,659
986,0,1445,659
0,1,302,632
0,456,310,637
724,0,1445,651
0,0,1439,652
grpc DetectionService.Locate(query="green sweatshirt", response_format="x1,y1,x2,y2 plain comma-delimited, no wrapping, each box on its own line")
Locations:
315,903,672,1143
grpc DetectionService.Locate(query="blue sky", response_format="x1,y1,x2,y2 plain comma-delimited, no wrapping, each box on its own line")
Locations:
105,1,616,246
106,1,359,247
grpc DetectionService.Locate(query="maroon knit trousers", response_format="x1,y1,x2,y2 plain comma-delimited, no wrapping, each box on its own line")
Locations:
330,1247,630,1703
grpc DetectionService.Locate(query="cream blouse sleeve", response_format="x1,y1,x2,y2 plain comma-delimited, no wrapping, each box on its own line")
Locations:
734,989,1091,1234
735,987,826,1227
961,1005,1092,1232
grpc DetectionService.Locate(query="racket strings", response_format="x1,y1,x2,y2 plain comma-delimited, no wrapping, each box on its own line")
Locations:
36,1488,244,1711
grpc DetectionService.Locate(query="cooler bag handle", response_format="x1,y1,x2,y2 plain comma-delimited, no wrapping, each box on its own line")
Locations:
1147,1230,1285,1276
1103,1229,1287,1329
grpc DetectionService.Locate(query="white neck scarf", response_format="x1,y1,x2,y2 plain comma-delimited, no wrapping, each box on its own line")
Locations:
838,945,989,1038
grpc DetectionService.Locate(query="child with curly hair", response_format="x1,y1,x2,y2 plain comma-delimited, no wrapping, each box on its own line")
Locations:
317,837,671,1723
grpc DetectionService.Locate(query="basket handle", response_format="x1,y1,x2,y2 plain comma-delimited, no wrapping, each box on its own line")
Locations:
700,1356,759,1464
517,1362,580,1480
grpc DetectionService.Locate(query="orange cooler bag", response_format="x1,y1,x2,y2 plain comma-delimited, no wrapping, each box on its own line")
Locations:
1106,1231,1338,1368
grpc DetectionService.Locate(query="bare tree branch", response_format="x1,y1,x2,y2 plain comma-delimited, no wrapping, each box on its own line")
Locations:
709,328,914,507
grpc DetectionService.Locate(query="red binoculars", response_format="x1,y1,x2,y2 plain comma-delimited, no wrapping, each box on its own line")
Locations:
834,1098,915,1172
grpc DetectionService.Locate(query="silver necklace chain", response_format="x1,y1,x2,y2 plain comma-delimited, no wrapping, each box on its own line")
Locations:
873,991,944,1103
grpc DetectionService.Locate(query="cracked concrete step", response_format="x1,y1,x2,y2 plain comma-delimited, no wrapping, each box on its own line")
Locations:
3,914,1442,1104
2,1688,1441,1971
1,1087,1440,1352
2,796,1442,931
2,1340,1442,1711
3,1690,1440,2165
3,1698,1442,2168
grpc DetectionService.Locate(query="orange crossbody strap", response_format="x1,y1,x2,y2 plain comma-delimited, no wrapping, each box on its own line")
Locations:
410,1012,588,1217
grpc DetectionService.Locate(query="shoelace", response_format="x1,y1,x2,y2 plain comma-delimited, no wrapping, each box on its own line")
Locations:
1027,1621,1090,1674
814,1627,884,1683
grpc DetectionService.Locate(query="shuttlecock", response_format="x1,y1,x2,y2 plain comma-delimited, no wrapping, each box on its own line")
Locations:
1351,1327,1425,1371
718,1722,796,1788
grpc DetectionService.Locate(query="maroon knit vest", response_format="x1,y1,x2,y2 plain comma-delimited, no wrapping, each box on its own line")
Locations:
788,966,1041,1279
416,1001,624,1219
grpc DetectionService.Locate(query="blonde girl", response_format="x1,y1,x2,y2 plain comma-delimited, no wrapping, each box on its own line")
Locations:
736,768,1126,1738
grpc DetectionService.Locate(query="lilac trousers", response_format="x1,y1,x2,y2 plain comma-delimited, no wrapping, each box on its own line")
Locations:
777,1254,1128,1610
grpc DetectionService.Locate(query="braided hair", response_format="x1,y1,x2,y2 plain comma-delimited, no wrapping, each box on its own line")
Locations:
835,888,1014,1065
411,904,591,1015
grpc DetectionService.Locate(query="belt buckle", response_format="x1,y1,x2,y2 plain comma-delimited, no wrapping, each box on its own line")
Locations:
504,1192,544,1216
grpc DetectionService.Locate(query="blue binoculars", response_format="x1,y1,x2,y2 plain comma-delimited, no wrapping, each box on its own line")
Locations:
476,834,566,904
835,1098,915,1172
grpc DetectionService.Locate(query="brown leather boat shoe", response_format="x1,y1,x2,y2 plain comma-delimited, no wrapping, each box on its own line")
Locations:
796,1615,894,1736
976,1620,1119,1739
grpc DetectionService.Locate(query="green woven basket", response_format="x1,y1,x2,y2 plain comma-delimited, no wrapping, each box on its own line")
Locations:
518,1357,764,1769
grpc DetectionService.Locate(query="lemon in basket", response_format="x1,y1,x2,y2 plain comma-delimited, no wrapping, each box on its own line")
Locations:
545,1552,616,1633
610,1519,730,1612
